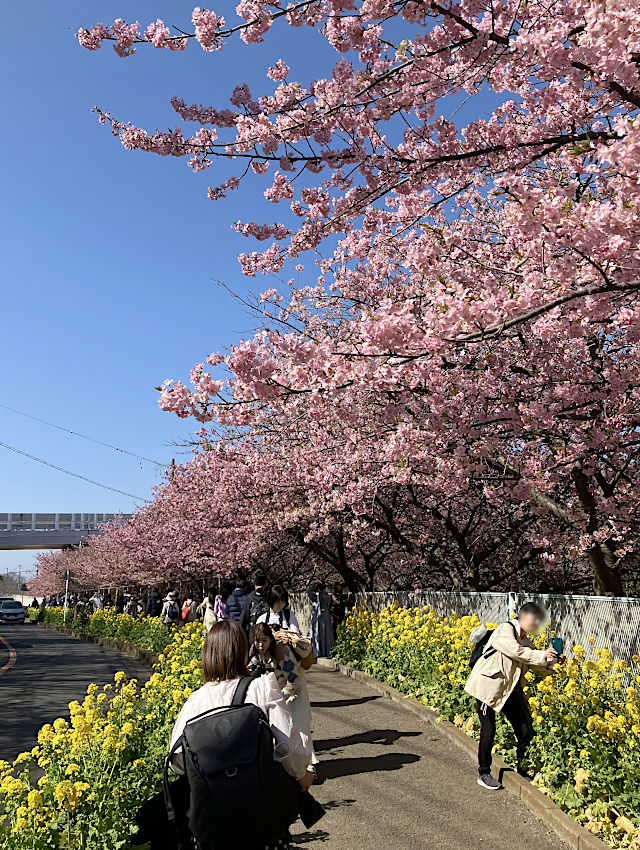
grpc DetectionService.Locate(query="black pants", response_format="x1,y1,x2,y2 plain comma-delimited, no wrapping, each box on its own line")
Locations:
476,687,534,774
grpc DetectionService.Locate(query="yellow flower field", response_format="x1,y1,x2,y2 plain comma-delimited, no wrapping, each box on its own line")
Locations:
333,603,640,849
0,611,205,850
34,606,173,653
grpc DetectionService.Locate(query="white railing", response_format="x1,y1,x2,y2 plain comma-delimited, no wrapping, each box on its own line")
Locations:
0,513,130,532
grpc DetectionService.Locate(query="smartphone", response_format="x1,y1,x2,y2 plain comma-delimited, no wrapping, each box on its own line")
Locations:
551,636,564,656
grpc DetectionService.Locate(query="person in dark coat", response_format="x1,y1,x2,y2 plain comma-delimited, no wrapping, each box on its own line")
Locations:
240,569,269,636
224,577,247,623
307,580,334,658
145,588,162,618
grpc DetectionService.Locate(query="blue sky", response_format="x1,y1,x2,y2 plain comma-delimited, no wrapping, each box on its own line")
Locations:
0,1,338,577
0,2,502,580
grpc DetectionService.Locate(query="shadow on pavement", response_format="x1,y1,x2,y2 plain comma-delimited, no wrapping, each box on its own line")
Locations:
311,695,381,709
319,752,420,780
320,799,356,811
498,765,521,784
291,829,331,844
315,728,422,753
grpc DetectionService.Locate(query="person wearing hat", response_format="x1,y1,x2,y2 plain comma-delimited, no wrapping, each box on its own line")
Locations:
161,590,181,627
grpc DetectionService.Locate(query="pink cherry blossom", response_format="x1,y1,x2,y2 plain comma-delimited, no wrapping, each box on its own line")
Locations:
55,0,640,598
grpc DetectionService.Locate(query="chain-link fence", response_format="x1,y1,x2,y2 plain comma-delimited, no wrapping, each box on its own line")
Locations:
355,590,506,625
352,590,640,666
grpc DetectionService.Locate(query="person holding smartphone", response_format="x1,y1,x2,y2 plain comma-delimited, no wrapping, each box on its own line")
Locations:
465,601,564,790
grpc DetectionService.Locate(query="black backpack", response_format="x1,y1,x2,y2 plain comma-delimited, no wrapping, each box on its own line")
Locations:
164,677,298,850
469,622,517,670
248,593,270,629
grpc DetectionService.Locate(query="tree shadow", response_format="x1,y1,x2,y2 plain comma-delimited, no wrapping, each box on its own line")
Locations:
319,752,420,780
315,728,422,753
291,830,331,844
311,695,381,709
320,799,356,811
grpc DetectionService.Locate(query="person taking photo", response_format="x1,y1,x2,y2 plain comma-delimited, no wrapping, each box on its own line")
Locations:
465,601,564,790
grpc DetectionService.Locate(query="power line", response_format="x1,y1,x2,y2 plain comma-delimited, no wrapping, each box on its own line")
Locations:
0,440,144,501
0,402,169,468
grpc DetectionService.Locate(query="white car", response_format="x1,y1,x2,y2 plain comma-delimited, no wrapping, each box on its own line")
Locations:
0,599,26,624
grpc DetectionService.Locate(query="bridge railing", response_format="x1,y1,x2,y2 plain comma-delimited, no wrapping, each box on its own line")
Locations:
0,513,130,532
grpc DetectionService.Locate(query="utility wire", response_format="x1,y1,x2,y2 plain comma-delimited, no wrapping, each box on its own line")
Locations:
0,402,169,468
0,440,144,501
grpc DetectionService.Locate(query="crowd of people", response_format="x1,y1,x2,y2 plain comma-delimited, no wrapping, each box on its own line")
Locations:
42,570,354,657
41,570,355,848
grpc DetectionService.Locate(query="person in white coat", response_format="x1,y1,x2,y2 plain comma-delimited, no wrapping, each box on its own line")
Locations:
251,621,318,773
170,620,314,849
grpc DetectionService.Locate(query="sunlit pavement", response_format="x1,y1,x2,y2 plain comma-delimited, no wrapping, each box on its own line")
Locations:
291,667,565,849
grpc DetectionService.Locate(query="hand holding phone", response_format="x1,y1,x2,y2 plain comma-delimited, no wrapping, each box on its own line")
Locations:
551,637,564,656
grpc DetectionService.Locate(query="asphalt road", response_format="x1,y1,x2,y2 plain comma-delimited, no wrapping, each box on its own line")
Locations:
0,623,150,762
291,667,564,849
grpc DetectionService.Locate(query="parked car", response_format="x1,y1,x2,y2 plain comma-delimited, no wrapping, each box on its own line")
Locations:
0,600,26,624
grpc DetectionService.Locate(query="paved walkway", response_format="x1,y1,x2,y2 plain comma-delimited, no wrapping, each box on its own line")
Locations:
0,624,149,762
292,667,563,849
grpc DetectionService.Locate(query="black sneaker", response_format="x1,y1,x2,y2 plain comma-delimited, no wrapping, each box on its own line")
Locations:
477,773,501,790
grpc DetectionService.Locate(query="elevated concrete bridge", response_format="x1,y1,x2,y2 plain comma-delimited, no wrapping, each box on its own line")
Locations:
0,513,131,549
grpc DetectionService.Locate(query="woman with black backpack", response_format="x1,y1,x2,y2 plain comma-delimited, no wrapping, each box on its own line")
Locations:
168,619,314,850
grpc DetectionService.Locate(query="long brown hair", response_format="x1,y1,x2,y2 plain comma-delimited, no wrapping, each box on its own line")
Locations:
202,619,249,682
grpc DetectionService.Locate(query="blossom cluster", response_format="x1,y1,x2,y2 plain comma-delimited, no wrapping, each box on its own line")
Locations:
71,0,640,597
39,0,640,601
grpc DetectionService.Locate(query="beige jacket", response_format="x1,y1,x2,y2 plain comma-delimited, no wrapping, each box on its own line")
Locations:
465,621,548,711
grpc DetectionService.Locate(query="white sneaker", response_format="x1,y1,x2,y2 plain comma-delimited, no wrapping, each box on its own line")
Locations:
477,773,502,790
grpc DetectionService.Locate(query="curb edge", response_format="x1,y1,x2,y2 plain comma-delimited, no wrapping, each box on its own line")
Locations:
37,622,160,669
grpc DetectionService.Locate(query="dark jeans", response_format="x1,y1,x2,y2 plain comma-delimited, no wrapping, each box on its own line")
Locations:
476,687,534,775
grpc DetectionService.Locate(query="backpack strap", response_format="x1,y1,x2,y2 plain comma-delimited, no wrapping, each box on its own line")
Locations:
231,676,253,706
483,621,518,661
163,737,184,822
